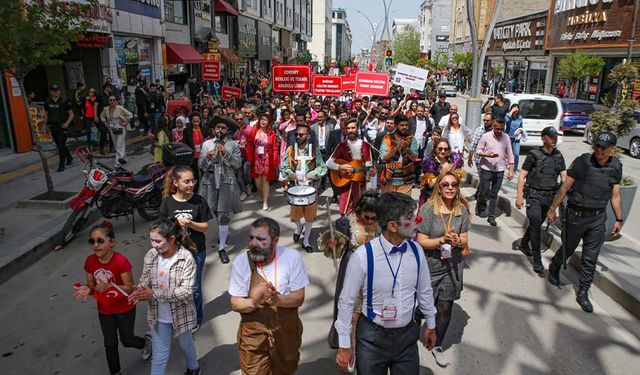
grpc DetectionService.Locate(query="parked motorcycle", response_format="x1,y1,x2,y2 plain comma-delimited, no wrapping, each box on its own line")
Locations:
54,147,168,249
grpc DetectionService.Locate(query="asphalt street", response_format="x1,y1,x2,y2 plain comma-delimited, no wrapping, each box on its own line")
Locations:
0,170,638,374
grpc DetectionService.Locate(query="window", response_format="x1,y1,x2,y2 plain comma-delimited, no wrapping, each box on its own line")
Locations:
165,0,187,24
519,100,559,120
215,15,228,34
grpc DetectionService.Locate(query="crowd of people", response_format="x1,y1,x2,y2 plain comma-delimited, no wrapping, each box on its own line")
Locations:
67,76,624,375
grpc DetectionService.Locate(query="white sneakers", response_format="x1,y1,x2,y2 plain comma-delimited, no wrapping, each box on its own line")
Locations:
431,346,450,367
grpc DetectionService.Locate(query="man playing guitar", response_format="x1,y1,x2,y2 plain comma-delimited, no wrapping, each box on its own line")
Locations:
327,118,375,215
380,114,419,196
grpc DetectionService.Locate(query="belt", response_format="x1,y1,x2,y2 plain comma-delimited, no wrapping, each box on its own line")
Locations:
527,187,555,196
567,204,605,217
359,314,416,332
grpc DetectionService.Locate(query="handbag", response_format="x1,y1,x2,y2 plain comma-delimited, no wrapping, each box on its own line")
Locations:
111,127,123,135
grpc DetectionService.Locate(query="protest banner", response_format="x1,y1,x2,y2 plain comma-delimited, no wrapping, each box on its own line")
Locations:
221,86,242,100
341,75,356,92
354,72,390,96
393,63,429,91
312,76,342,96
202,61,220,81
272,65,311,92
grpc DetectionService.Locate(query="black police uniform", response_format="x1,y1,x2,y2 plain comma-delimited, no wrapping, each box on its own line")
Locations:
520,147,566,272
548,153,622,306
44,96,72,170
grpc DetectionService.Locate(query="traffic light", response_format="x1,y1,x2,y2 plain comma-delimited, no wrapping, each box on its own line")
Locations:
386,49,392,57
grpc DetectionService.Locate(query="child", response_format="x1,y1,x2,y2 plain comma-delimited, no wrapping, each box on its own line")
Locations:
154,116,171,163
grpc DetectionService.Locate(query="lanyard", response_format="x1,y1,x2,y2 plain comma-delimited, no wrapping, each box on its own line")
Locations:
439,210,454,233
379,237,404,298
257,248,278,291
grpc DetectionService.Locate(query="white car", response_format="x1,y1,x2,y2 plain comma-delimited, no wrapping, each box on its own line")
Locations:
437,82,458,97
503,93,564,147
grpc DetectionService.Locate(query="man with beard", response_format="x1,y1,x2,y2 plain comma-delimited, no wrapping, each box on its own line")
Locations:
229,217,309,374
335,192,437,374
281,123,327,252
198,116,242,264
327,118,375,215
380,114,419,195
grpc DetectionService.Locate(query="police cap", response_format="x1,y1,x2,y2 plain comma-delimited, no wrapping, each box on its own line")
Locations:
595,131,617,148
541,126,559,137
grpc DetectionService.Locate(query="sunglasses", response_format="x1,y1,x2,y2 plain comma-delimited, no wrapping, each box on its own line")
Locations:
439,182,459,189
88,237,108,245
437,147,450,152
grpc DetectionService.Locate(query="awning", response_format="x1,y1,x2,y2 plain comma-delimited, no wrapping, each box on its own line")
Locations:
165,43,203,64
219,47,239,63
215,0,239,16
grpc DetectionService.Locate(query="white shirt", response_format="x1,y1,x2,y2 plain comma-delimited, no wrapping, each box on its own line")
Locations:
317,123,327,149
414,117,428,148
335,235,437,348
157,251,180,324
438,114,465,128
447,128,466,154
228,246,310,296
326,139,364,170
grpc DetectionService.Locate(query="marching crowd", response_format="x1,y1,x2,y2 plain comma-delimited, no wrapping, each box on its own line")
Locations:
61,77,624,375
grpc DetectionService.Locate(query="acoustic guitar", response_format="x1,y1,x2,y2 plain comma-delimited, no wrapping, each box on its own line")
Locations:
329,159,371,187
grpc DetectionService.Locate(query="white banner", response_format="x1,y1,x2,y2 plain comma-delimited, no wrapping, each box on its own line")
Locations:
393,63,429,91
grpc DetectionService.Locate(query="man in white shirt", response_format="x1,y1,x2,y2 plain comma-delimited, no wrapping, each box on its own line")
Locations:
438,104,465,128
229,218,309,374
335,192,437,374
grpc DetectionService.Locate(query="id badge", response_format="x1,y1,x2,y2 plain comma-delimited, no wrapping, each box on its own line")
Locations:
257,146,265,155
195,144,201,153
150,102,155,110
380,297,398,321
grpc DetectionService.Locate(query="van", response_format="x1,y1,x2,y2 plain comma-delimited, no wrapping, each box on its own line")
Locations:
503,93,563,147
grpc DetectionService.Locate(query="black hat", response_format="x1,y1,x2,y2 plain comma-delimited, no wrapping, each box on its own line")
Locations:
211,115,239,131
50,84,60,91
438,93,446,98
541,126,559,137
595,131,617,148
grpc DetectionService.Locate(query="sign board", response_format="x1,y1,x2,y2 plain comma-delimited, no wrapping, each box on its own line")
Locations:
271,65,311,92
385,57,393,66
312,76,343,96
221,86,242,100
355,72,390,96
341,75,356,91
202,61,220,81
393,63,429,91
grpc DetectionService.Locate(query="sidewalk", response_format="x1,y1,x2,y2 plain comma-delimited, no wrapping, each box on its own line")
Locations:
465,170,640,319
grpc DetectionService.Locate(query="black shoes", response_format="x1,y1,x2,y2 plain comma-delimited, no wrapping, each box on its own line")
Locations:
118,158,127,165
518,239,532,256
57,165,65,172
532,257,544,274
293,232,301,243
304,245,313,253
185,368,201,375
548,263,560,286
576,288,593,313
487,216,497,226
66,156,73,165
218,249,230,264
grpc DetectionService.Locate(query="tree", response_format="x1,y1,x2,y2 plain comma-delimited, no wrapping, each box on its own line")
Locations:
295,50,313,65
557,52,605,99
0,0,95,195
392,25,421,66
419,49,448,73
453,52,473,75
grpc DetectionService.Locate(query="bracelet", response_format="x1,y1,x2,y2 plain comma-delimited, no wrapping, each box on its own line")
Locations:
615,218,623,223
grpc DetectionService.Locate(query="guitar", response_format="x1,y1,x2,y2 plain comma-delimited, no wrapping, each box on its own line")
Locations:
330,159,384,187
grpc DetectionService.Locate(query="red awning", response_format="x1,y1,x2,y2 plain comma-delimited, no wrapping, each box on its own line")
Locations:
219,48,239,63
215,0,239,16
165,43,203,64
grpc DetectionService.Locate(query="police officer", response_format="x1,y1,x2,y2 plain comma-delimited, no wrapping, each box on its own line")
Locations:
546,131,623,313
515,126,566,274
44,84,74,172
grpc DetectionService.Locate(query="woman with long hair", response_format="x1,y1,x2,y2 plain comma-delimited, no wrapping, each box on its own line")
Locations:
420,139,465,205
153,116,171,163
416,172,471,368
128,218,200,375
505,103,526,171
405,99,418,117
442,112,472,155
247,112,279,210
159,165,212,333
74,221,151,375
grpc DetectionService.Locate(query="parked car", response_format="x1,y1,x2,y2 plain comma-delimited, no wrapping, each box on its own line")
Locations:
559,99,595,133
503,93,564,147
585,110,640,158
437,81,458,97
409,89,426,100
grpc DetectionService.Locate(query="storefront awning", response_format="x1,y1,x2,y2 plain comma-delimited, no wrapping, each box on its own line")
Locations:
215,0,239,16
165,43,203,64
219,48,239,63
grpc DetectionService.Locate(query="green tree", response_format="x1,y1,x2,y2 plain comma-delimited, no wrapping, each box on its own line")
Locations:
0,1,95,194
295,50,313,65
419,49,448,73
557,52,605,99
453,52,473,75
392,25,421,66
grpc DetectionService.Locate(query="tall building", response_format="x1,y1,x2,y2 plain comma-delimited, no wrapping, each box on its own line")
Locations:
309,0,333,71
392,18,419,40
331,8,352,63
420,0,452,60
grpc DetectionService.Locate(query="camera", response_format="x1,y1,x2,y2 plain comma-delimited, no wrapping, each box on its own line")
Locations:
440,243,453,260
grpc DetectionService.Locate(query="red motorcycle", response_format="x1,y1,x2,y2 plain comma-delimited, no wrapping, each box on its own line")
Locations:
55,147,168,249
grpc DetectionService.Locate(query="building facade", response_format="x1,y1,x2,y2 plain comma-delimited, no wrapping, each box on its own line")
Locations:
331,8,352,63
420,0,452,60
309,0,333,71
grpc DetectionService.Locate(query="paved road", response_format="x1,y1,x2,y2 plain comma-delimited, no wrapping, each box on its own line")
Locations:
1,181,638,374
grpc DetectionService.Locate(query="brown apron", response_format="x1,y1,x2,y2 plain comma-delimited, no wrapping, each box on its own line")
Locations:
238,256,304,375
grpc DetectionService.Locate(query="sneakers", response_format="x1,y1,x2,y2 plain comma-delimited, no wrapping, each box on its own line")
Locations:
141,333,152,361
191,324,200,334
487,216,497,226
219,249,230,264
431,346,450,367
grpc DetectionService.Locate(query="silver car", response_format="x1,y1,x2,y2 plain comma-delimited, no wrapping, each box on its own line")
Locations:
585,111,640,158
437,81,458,97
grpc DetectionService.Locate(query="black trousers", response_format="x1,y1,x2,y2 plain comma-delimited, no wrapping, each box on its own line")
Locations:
96,121,111,152
522,193,553,254
98,308,145,374
550,209,606,290
356,315,420,375
136,103,147,132
49,125,71,167
477,169,504,217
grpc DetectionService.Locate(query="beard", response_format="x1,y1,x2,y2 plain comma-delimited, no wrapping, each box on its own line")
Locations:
296,139,307,147
216,131,226,140
347,132,358,141
398,128,409,137
248,244,274,262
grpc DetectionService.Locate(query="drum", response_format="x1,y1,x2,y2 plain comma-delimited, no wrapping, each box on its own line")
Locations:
286,185,317,206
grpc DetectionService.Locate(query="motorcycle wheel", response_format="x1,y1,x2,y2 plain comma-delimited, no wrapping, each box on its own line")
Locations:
138,199,160,221
57,205,89,247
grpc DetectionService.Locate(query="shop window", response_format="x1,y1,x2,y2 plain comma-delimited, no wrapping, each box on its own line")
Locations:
165,0,187,24
215,15,228,34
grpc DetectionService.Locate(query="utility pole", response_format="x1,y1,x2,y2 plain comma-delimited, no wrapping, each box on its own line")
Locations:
627,0,640,62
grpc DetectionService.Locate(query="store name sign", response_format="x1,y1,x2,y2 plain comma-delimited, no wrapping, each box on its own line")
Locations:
38,0,113,33
502,40,532,51
554,0,613,14
560,29,622,41
134,0,160,7
494,22,532,40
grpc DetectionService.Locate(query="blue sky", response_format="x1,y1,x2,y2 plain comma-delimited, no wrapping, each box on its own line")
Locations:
333,0,423,53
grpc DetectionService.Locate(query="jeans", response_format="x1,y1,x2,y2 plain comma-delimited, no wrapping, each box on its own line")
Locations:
98,309,145,374
193,250,206,325
511,139,521,171
477,169,504,217
151,322,199,375
148,112,162,135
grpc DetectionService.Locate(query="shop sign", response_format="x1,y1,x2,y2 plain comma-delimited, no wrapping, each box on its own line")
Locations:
341,74,356,91
238,16,257,57
202,61,221,81
489,15,546,53
38,0,113,34
312,76,342,96
221,86,242,100
194,1,211,21
435,35,449,42
272,65,311,92
208,37,220,53
257,21,273,61
77,33,112,48
354,72,390,96
546,0,638,49
114,0,161,19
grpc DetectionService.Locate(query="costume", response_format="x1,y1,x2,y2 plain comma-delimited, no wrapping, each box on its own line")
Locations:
419,154,465,206
379,133,418,195
247,127,279,181
327,139,372,215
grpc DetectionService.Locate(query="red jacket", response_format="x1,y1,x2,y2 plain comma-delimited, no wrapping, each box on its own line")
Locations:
246,126,279,181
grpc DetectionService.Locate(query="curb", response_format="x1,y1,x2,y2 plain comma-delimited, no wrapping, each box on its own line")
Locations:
465,173,640,319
